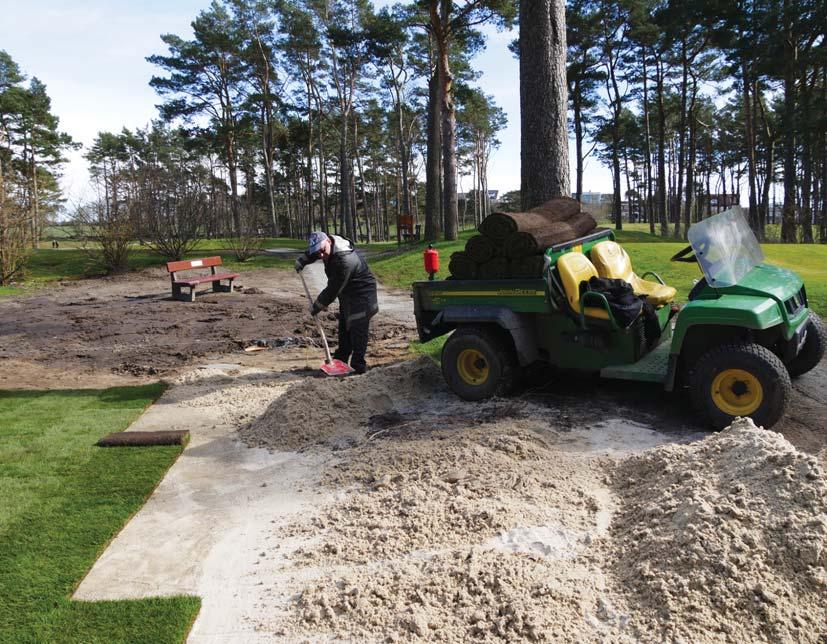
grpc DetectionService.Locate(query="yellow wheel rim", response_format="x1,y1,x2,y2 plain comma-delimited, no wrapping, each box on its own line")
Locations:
711,368,763,416
457,349,490,386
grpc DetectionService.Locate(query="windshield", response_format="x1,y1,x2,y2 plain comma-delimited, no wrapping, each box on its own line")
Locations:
687,207,764,287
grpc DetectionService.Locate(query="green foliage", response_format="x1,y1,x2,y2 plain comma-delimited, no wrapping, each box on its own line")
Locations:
0,385,200,642
1,50,77,284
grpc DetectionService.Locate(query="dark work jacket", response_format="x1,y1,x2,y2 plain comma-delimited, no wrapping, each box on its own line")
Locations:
303,235,379,327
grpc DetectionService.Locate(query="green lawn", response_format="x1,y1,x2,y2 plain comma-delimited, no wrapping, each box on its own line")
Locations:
5,235,411,297
0,385,200,643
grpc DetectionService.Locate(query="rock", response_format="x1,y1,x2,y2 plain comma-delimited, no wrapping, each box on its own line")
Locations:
444,468,466,484
373,474,392,490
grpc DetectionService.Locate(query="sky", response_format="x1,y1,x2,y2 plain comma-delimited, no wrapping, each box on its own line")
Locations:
1,0,614,207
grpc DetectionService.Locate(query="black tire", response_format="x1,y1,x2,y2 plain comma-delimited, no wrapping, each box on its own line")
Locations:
689,343,792,430
786,312,826,378
441,326,518,401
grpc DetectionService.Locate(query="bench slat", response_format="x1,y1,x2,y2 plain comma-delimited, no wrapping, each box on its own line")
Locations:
167,256,224,273
174,272,239,287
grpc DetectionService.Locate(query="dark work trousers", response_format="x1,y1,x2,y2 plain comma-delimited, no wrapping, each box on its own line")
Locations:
332,314,371,373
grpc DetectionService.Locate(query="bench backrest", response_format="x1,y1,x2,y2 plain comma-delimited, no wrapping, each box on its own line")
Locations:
166,256,223,274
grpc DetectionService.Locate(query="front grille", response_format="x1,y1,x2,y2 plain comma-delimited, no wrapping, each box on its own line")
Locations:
784,287,807,316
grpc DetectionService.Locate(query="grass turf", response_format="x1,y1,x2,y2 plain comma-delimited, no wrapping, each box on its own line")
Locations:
3,235,405,297
0,385,200,643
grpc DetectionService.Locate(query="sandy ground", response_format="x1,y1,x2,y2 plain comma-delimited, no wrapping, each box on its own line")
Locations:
4,261,826,641
73,355,826,642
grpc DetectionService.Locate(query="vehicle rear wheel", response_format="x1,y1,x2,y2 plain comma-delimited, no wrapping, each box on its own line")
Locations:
786,312,826,378
441,326,517,401
689,343,791,430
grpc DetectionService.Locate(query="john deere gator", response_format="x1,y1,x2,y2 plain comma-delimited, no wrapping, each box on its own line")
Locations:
412,207,825,429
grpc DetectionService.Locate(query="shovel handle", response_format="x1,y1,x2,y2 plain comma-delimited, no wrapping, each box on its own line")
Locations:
298,270,334,364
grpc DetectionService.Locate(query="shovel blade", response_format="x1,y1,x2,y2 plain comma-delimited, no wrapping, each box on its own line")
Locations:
321,358,354,376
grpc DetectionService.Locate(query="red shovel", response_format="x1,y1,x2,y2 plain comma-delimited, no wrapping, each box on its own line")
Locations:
299,270,354,376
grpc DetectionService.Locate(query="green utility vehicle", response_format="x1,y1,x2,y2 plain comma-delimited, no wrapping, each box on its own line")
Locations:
413,208,825,429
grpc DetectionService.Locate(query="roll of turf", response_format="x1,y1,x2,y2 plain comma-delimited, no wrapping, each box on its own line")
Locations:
465,234,497,263
97,430,190,447
510,255,546,279
449,252,479,280
528,196,581,220
478,256,511,280
504,212,598,258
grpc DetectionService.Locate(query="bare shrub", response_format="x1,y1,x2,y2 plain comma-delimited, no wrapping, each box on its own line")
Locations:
73,197,135,274
134,165,205,261
0,172,29,285
225,204,266,262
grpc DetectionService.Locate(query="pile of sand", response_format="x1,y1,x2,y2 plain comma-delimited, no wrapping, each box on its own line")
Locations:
291,548,628,642
240,357,446,451
287,424,608,565
237,355,825,642
611,417,827,642
271,414,627,641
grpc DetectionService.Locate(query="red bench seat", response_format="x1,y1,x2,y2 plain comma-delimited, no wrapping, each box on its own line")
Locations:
166,257,239,302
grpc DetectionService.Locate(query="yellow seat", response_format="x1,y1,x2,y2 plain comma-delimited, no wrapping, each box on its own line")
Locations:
590,241,677,307
556,252,609,320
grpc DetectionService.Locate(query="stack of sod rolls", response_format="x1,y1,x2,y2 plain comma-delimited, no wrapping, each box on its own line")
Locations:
448,197,597,280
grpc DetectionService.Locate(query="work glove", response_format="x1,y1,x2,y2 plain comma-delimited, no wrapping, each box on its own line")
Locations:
294,256,307,272
310,300,324,317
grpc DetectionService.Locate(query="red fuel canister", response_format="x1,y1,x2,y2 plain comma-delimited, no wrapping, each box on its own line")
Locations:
424,245,439,280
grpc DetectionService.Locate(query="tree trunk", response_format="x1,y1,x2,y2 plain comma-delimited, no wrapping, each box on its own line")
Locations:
673,40,688,239
519,0,569,209
391,67,411,220
339,118,355,240
741,61,760,234
438,34,458,241
572,79,584,201
643,48,655,235
425,69,442,241
226,134,241,236
780,0,798,242
656,57,668,236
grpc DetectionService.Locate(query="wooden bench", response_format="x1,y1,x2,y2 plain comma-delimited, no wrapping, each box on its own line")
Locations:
166,256,240,302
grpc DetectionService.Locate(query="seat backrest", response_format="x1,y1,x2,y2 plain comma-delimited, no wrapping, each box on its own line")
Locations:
166,256,222,274
556,252,598,312
590,241,634,282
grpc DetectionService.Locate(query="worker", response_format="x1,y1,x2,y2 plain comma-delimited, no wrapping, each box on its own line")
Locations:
295,231,379,374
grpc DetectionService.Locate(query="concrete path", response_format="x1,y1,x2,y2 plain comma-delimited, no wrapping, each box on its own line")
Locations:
73,359,331,642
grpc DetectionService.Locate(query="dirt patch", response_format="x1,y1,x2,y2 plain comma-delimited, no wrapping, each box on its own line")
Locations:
0,266,411,387
611,417,827,642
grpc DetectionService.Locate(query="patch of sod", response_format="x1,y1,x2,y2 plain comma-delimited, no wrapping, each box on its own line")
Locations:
0,385,200,643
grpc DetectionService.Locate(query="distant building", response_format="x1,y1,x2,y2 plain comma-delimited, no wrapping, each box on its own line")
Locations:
574,192,615,206
697,194,739,210
458,190,499,203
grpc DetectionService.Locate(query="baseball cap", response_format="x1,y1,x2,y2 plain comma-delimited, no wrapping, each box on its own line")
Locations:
307,231,328,255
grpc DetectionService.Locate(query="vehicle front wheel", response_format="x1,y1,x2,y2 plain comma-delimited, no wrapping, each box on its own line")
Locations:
441,326,517,401
689,343,791,430
786,312,826,378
